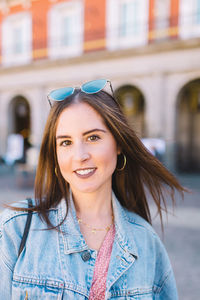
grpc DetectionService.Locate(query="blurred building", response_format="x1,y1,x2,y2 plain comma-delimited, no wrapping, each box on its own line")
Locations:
0,0,200,171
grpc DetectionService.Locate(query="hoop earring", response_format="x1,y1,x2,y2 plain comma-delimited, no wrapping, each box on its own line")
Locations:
55,167,58,177
116,154,127,171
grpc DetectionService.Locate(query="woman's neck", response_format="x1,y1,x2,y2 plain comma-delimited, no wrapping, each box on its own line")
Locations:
71,188,113,220
71,187,114,251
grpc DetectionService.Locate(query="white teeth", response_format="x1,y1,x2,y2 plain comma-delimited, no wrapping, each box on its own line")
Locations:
76,169,95,175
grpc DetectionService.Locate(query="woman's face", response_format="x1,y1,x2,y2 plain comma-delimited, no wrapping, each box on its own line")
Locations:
56,102,120,195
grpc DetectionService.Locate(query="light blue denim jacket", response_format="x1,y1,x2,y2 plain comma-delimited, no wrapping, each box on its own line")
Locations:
0,192,178,299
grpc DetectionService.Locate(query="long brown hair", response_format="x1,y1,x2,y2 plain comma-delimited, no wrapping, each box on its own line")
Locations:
11,89,185,229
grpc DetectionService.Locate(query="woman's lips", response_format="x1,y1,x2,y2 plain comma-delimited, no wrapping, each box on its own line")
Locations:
74,168,96,179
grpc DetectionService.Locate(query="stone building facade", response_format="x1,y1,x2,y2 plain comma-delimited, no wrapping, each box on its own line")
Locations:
0,0,200,171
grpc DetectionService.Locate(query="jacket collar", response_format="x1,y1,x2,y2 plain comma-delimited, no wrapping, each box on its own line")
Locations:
112,192,138,258
57,191,138,258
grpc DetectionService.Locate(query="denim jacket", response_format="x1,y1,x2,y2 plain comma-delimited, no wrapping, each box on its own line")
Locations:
0,192,178,300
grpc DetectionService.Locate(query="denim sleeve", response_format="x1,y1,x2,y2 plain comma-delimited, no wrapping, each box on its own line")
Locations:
0,211,24,299
0,252,13,299
153,234,178,300
154,269,178,300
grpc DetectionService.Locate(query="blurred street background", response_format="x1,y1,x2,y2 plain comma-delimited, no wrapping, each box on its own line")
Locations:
0,0,200,299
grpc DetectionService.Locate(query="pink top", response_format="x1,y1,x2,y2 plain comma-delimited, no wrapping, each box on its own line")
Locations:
89,224,115,300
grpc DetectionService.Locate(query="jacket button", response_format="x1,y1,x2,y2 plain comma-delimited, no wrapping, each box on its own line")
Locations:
81,250,91,262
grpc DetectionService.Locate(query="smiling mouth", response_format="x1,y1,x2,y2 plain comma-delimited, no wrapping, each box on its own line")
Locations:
74,168,96,178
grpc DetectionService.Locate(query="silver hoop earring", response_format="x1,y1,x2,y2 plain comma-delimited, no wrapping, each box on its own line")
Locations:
116,154,127,171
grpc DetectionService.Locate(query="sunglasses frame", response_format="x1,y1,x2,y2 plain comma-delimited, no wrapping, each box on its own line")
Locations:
47,79,116,107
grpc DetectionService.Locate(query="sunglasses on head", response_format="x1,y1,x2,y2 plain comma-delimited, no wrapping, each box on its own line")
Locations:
47,79,116,107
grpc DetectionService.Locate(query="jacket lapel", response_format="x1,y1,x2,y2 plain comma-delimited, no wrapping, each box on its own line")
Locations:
106,192,138,292
58,197,88,254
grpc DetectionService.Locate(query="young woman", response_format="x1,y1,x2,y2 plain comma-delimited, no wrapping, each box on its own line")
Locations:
0,79,184,299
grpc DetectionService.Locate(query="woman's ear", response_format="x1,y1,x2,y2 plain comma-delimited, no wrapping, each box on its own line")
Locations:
117,146,121,155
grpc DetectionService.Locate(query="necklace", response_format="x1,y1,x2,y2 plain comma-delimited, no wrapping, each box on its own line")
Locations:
77,215,114,234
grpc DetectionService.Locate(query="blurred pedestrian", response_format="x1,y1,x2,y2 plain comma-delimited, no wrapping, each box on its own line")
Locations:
3,133,24,166
0,79,185,299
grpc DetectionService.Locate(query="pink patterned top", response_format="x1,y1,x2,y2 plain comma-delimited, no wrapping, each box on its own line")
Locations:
89,224,115,300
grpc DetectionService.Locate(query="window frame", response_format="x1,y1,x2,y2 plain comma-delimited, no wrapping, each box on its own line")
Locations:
179,0,200,39
48,0,84,59
106,0,149,50
1,12,32,66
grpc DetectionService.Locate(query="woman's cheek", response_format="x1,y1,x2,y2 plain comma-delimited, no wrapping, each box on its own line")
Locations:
57,149,68,171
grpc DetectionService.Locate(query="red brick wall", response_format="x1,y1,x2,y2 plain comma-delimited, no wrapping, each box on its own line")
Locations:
148,0,155,42
32,0,49,60
170,0,179,38
84,0,106,52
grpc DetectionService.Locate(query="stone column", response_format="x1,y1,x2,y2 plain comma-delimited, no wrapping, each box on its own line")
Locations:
139,74,166,138
28,87,50,148
0,93,10,155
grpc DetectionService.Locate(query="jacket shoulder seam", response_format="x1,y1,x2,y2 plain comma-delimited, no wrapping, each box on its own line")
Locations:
0,251,14,272
153,268,172,294
124,211,156,235
0,210,30,228
0,208,57,229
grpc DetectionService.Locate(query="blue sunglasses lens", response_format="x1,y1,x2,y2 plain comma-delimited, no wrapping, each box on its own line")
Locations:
82,79,107,94
49,87,74,101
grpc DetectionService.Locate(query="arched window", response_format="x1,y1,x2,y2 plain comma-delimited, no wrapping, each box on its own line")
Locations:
115,85,146,137
5,96,31,165
176,79,200,172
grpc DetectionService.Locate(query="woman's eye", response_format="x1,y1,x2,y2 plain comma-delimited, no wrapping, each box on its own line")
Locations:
60,140,72,146
88,135,100,142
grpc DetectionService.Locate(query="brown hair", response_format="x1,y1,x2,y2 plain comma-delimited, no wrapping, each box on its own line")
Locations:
11,89,185,229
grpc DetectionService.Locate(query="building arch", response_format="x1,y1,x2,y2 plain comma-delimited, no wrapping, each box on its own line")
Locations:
115,84,146,137
7,95,31,163
175,78,200,172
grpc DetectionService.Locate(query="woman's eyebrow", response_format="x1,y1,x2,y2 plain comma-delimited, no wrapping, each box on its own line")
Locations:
83,129,106,136
56,129,106,140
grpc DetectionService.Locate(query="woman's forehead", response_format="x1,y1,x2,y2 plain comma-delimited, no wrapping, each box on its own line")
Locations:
56,102,106,135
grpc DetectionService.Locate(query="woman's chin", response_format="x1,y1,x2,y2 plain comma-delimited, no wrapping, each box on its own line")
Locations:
70,183,102,195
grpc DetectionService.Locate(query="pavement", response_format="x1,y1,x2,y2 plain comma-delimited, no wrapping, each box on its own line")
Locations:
0,164,199,300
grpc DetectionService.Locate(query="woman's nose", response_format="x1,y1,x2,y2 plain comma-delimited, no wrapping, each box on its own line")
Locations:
73,144,90,162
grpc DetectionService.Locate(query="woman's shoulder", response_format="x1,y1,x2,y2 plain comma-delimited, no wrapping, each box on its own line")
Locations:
123,209,169,257
124,208,168,245
0,199,32,227
0,199,58,232
124,208,156,234
113,193,157,237
0,200,35,260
